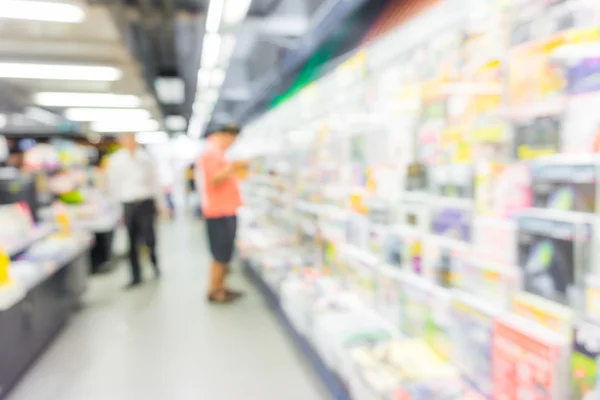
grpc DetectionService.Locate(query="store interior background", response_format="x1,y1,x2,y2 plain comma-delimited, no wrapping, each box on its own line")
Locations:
3,0,600,399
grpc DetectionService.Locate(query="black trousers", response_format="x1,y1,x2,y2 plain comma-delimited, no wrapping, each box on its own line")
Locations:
123,199,157,282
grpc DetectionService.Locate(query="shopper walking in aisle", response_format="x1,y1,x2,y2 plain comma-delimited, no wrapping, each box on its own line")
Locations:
200,125,246,303
106,132,170,289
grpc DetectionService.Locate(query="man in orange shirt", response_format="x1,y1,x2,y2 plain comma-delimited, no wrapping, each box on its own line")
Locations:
199,125,246,303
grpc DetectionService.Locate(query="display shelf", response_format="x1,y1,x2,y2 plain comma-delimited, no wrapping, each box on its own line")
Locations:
243,260,351,400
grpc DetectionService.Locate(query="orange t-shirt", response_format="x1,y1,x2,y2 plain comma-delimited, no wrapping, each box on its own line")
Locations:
199,138,242,218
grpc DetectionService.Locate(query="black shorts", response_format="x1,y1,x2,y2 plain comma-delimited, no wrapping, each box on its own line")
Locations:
206,215,237,264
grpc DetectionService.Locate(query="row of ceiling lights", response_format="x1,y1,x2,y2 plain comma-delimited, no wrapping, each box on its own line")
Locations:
0,0,171,143
187,0,252,139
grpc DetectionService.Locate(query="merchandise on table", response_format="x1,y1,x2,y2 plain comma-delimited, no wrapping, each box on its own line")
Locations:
492,313,570,400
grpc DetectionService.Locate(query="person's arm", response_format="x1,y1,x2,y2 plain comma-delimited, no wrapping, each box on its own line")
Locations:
202,151,239,187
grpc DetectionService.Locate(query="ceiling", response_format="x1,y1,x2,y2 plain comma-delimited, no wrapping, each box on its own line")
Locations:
0,0,386,140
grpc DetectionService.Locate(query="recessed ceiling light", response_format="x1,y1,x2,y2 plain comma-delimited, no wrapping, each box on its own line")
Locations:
91,119,159,133
201,34,221,69
65,108,151,121
0,62,121,81
165,115,187,131
223,0,252,26
35,92,141,108
0,0,85,23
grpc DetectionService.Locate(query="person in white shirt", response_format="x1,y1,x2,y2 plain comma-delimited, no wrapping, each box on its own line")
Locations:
106,133,169,289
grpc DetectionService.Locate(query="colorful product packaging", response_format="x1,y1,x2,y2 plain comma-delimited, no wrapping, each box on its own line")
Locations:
571,318,600,400
492,313,570,400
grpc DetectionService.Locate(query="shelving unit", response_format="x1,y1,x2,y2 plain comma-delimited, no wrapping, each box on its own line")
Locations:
238,0,600,399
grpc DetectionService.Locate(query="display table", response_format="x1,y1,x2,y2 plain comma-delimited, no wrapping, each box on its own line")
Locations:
0,240,91,398
242,259,351,400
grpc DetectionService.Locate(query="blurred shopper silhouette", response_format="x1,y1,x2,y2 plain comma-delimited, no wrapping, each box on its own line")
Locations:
106,133,169,289
199,125,246,303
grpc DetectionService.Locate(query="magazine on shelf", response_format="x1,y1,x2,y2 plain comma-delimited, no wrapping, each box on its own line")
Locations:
530,156,600,213
474,162,533,218
430,164,474,198
512,291,575,339
398,198,431,233
430,198,473,242
472,217,518,265
400,273,436,338
338,243,379,307
376,265,405,330
450,291,501,398
492,313,570,400
572,318,600,400
424,285,452,360
383,226,423,274
561,94,600,153
423,235,468,287
453,256,521,308
516,211,593,307
586,275,600,321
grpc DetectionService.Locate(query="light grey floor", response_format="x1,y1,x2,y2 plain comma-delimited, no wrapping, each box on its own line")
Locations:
7,217,327,400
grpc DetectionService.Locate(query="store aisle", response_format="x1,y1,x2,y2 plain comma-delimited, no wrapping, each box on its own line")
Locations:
7,218,327,400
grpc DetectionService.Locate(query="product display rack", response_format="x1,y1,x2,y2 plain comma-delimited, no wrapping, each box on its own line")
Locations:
237,0,600,399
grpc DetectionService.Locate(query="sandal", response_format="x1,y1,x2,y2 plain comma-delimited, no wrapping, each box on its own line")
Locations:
207,289,239,304
225,288,245,299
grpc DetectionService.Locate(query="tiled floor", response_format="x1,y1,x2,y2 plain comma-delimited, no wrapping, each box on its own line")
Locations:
7,218,327,400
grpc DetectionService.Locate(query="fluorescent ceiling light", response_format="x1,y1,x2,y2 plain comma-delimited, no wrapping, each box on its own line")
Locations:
155,77,185,104
25,107,61,126
205,0,224,33
217,35,237,66
0,62,121,81
136,131,169,144
0,1,85,23
198,69,211,87
223,0,252,26
91,119,159,133
201,34,221,69
211,69,226,87
188,116,207,139
35,92,140,108
165,115,187,131
64,108,150,121
197,89,219,102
